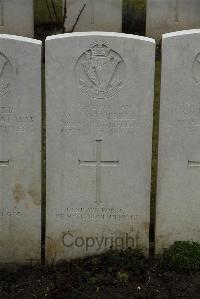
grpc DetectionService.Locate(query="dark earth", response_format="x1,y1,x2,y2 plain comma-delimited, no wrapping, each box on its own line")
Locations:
1,249,200,299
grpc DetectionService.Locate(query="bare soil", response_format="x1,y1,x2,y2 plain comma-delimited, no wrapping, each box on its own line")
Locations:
1,252,200,299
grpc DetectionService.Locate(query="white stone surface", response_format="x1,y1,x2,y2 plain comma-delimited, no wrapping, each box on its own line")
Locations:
46,32,155,262
64,0,122,33
156,29,200,252
0,0,34,38
146,0,200,40
0,35,41,263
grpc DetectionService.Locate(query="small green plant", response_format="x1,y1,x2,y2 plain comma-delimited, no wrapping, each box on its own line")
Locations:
117,271,129,285
161,241,200,271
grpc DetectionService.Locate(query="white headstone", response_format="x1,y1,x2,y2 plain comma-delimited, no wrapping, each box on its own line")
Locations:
64,0,122,33
0,0,34,38
156,30,200,252
46,32,155,262
146,0,200,40
0,35,41,263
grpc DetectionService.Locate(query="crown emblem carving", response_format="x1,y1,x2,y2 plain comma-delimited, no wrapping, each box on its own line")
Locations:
76,41,126,99
90,41,110,57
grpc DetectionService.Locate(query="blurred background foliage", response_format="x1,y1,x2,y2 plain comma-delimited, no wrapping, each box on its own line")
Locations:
34,0,146,35
34,0,63,25
123,0,146,34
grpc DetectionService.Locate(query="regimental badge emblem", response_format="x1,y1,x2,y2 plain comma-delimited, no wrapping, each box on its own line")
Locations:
76,41,126,99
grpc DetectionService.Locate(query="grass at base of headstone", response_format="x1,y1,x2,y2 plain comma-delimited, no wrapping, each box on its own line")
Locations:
150,58,161,246
160,241,200,272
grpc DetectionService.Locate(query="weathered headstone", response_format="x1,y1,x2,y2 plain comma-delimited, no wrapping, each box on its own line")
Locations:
46,32,155,262
0,0,34,37
146,0,200,40
0,35,41,263
156,29,200,252
64,0,122,33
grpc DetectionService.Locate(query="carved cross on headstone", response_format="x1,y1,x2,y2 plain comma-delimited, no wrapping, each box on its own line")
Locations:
0,160,9,167
0,0,4,27
188,160,200,167
78,140,119,204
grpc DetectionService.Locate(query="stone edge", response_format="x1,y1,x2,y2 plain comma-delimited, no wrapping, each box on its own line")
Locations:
0,34,42,45
46,32,155,44
163,29,200,39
